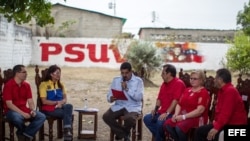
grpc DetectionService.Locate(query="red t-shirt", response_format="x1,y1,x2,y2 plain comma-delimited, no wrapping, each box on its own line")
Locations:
164,87,210,133
157,77,186,114
213,83,247,130
3,79,32,114
179,87,210,124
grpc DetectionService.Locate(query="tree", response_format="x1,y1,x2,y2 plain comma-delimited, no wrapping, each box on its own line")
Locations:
237,1,250,35
226,31,250,74
54,20,76,37
0,0,63,27
126,40,162,80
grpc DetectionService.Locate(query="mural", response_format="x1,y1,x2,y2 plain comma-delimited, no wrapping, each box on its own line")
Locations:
155,42,203,63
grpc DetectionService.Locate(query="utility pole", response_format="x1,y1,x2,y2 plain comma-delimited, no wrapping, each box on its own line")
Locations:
108,0,116,16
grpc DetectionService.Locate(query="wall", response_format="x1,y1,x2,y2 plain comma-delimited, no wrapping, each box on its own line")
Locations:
30,37,229,71
0,15,230,71
0,15,32,70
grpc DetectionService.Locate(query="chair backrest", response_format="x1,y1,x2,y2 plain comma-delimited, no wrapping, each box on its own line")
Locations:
0,68,4,118
179,68,191,87
178,68,219,124
204,75,219,123
0,68,14,117
35,65,48,111
236,74,250,119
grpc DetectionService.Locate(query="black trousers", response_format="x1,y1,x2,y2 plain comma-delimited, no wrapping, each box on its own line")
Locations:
194,124,221,141
102,108,138,138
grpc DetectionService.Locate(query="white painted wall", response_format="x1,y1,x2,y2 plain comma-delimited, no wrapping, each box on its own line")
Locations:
30,37,230,71
0,32,230,71
0,16,230,71
0,16,32,70
172,43,229,71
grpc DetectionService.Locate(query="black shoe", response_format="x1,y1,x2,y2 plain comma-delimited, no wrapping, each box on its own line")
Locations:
64,128,72,141
124,133,131,141
17,134,26,141
115,135,123,140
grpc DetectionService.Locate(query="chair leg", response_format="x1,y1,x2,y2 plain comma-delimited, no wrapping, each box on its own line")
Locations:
9,123,15,141
71,114,74,139
39,124,44,141
57,119,63,138
132,126,136,141
110,129,114,141
152,135,155,141
137,119,142,140
48,120,54,141
0,121,4,141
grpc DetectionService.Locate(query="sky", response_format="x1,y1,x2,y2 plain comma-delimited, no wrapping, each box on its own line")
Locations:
50,0,249,35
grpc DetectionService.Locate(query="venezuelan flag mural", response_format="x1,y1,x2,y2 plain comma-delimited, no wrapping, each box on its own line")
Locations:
155,42,203,63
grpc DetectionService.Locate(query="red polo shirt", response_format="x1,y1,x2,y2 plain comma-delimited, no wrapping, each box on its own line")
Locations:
157,77,186,114
213,83,247,130
3,78,32,114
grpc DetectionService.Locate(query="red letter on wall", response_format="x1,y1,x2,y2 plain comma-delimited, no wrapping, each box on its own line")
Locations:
109,44,125,63
88,44,109,62
65,44,85,62
40,43,62,61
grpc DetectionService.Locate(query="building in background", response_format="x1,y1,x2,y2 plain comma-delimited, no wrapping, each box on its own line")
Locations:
138,27,235,43
25,3,126,38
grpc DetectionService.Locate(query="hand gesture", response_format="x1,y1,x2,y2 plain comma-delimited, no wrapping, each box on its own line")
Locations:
30,110,36,117
110,96,117,102
23,112,31,119
56,101,63,108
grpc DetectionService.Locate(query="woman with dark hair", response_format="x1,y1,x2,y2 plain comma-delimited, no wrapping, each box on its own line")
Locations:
39,65,73,141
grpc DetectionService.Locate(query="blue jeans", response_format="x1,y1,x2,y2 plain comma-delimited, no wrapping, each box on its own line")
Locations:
143,113,172,141
6,110,46,139
42,104,73,128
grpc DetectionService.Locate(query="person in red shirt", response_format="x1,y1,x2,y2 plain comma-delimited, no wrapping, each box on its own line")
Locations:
194,68,247,141
143,64,186,141
164,70,210,141
3,64,46,141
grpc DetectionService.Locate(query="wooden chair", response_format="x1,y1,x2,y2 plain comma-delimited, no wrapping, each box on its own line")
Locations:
0,68,36,141
204,74,218,124
179,68,191,87
236,74,250,124
0,68,15,141
34,65,73,141
110,101,143,141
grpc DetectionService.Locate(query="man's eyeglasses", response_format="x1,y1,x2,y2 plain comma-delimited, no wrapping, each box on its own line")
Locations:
190,77,199,80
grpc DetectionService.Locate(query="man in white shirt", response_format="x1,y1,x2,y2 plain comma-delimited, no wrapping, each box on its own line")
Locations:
102,62,144,141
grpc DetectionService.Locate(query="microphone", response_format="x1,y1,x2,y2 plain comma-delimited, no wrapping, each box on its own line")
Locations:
122,77,127,90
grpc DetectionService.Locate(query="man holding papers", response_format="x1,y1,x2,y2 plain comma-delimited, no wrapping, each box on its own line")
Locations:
103,62,144,141
111,89,128,100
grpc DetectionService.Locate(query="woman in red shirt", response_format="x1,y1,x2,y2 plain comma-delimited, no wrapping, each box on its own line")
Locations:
164,70,210,141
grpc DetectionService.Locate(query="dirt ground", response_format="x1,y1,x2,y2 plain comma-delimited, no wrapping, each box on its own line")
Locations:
26,66,162,141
